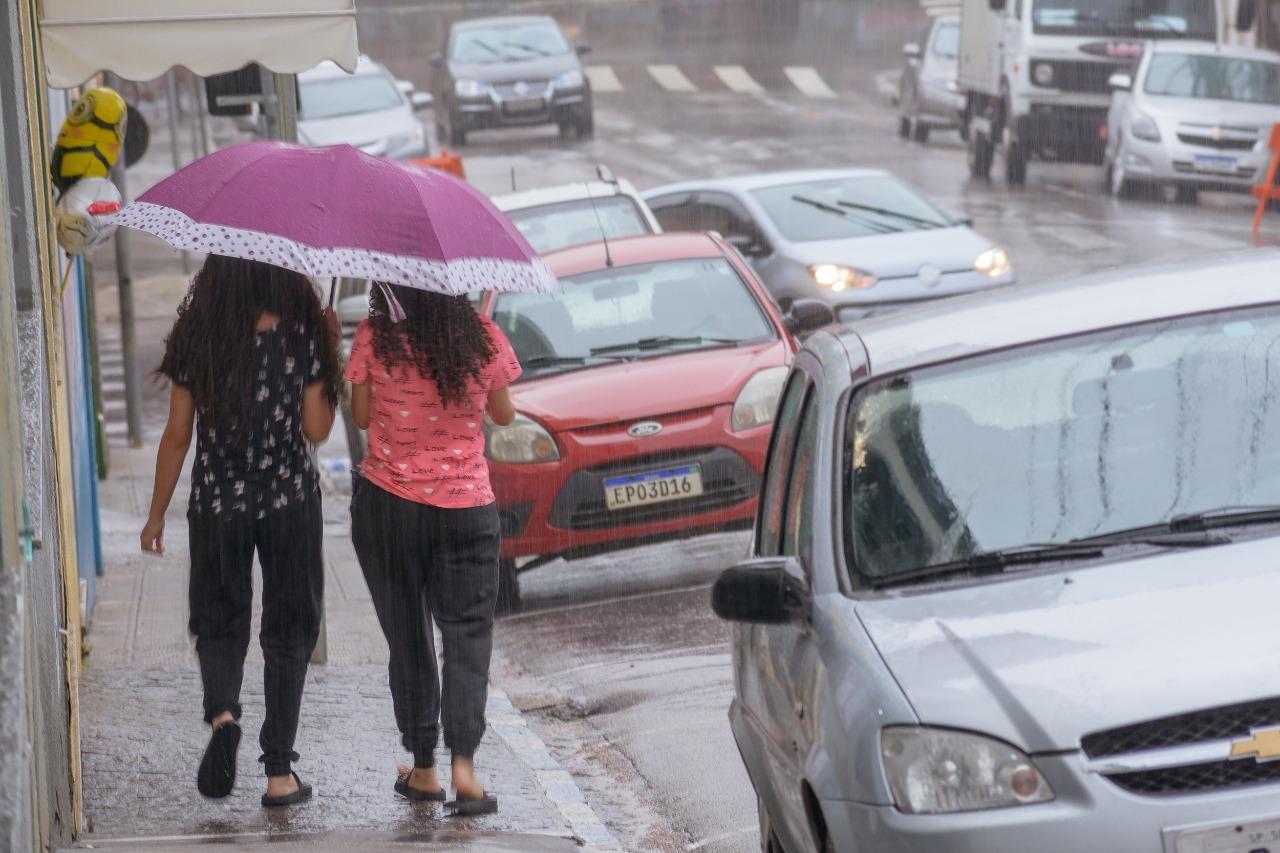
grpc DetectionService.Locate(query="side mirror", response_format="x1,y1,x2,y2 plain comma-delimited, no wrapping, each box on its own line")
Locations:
988,0,1007,10
945,209,974,226
903,42,922,59
576,43,593,56
712,558,810,624
411,91,434,111
396,79,414,95
430,52,445,69
727,233,769,259
782,298,835,335
1108,71,1133,91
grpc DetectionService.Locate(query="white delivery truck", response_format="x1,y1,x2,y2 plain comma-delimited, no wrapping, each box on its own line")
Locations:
958,0,1258,185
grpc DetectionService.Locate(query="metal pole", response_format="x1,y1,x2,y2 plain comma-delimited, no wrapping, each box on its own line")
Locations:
106,74,144,448
165,71,193,275
192,74,212,158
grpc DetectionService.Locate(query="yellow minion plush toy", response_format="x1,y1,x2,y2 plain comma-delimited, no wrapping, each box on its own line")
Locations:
51,87,127,194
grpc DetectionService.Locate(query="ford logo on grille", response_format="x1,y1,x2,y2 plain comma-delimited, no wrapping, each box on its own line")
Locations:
627,421,663,438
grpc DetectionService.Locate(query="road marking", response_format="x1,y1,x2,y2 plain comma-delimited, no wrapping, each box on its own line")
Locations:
585,64,624,93
785,66,836,98
714,65,765,94
647,64,698,92
101,380,125,394
1038,225,1119,252
687,824,759,850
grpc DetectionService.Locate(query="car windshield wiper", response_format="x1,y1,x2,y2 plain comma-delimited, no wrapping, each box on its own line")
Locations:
521,353,631,370
836,200,947,230
590,335,740,355
869,542,1107,589
1168,505,1280,532
501,40,552,56
791,195,901,234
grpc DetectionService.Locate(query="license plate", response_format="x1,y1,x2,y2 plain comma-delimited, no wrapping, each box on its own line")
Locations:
603,465,703,511
1194,154,1237,174
503,97,544,113
1169,815,1280,853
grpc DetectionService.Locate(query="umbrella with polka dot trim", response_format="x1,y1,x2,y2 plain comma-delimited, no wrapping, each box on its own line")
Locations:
112,140,556,295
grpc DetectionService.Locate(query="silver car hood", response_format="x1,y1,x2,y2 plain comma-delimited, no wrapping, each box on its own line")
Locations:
856,536,1280,753
1140,95,1280,128
298,106,416,153
787,226,992,279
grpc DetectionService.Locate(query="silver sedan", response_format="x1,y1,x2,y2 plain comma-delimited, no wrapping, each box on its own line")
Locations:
713,250,1280,852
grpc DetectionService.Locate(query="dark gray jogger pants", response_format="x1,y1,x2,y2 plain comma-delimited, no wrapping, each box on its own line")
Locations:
350,477,500,768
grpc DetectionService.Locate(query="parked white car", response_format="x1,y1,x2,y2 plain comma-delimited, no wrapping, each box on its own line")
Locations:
1105,41,1280,203
297,55,431,159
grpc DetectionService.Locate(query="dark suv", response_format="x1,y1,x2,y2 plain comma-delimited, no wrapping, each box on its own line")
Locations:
430,15,594,146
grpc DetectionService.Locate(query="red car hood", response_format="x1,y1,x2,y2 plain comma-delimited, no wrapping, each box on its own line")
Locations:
511,340,791,432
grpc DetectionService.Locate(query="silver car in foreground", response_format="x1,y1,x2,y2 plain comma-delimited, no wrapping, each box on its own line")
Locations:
643,170,1013,322
713,250,1280,853
1105,41,1280,203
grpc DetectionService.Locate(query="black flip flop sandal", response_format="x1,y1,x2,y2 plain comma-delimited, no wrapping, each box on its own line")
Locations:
444,791,498,816
196,721,241,799
394,771,446,802
261,772,313,807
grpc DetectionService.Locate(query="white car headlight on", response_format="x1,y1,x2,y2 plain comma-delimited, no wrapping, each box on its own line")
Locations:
974,247,1012,279
455,79,488,98
809,263,877,292
1032,62,1055,86
731,366,789,432
881,727,1055,814
1131,111,1161,142
553,69,585,90
484,413,559,463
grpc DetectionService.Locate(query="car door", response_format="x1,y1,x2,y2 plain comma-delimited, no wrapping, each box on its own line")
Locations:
744,362,825,851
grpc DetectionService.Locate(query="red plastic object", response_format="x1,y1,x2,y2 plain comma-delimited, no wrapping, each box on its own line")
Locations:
409,149,465,179
1251,124,1280,235
87,200,121,215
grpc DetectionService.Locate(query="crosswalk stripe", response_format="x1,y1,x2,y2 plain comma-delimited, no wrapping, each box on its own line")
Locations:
713,65,765,95
784,66,836,99
101,380,126,394
585,65,623,93
647,64,698,93
1039,225,1119,252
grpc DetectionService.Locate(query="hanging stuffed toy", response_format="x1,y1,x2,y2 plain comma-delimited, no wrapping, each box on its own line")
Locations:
50,87,128,256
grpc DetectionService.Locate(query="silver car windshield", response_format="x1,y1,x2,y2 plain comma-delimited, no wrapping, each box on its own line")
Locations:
932,23,959,59
451,23,570,63
298,74,403,120
1031,0,1214,38
846,306,1280,581
507,197,652,254
492,258,773,377
752,177,948,242
1144,54,1280,105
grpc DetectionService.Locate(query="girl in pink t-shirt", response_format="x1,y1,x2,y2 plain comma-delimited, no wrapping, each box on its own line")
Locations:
345,283,519,816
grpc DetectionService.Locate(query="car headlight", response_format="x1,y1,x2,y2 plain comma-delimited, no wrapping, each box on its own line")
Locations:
945,78,960,92
553,69,585,90
1032,61,1055,87
1131,111,1161,142
484,413,559,463
809,263,876,292
731,366,789,432
974,247,1012,279
455,79,488,98
881,727,1055,814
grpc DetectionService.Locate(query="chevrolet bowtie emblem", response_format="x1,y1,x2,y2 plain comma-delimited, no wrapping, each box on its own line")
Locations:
1230,727,1280,763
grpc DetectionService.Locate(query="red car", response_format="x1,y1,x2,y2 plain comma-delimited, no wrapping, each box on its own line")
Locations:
480,232,826,611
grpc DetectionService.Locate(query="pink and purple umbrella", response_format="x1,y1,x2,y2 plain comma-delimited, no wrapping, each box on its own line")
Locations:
112,141,556,295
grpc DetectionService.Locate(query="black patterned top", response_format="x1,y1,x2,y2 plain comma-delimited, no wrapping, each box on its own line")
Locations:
184,324,327,517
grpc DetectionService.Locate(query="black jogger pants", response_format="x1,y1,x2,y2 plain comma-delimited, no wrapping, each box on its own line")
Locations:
350,477,500,768
187,490,324,778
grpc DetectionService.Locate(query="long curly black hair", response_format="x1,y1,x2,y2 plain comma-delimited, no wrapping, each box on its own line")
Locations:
367,283,495,408
158,255,342,439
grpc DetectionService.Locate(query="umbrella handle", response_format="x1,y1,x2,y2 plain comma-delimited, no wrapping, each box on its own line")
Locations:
328,278,337,307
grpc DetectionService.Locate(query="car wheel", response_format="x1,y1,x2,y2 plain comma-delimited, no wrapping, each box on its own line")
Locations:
575,109,595,139
912,118,930,144
1109,142,1136,199
495,558,522,617
1005,138,1028,186
897,115,911,139
967,129,994,179
448,119,466,148
1174,184,1199,205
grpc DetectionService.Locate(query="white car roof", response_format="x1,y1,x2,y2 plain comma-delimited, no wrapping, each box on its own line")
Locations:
491,179,641,212
1147,40,1280,63
299,55,386,82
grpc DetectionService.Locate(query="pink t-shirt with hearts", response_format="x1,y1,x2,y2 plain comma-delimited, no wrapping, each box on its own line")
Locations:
345,314,521,508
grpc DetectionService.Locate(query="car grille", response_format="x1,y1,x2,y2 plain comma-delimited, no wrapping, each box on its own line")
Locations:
1033,60,1120,93
1176,127,1259,151
492,80,549,98
549,446,758,531
1084,697,1280,795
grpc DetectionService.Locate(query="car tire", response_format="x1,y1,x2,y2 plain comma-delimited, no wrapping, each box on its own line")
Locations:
912,119,930,144
897,115,911,139
1174,184,1199,206
967,129,994,179
1108,142,1136,199
1005,139,1028,186
557,120,575,141
576,109,595,139
495,558,522,617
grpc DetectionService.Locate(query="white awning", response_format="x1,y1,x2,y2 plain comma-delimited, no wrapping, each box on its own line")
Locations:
39,0,358,89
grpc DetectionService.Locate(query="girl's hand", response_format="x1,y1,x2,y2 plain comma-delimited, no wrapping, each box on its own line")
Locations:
322,306,340,339
140,515,165,556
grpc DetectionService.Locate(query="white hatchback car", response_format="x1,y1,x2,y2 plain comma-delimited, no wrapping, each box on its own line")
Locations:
297,56,432,160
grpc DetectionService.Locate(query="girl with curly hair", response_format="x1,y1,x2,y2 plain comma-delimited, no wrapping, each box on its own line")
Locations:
140,254,341,807
345,283,519,815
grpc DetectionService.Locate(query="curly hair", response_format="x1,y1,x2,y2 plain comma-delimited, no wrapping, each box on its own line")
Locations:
367,283,495,408
158,255,342,440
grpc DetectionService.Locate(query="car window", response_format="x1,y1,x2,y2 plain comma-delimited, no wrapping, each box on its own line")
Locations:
450,22,571,64
491,257,775,378
931,22,959,58
647,196,699,232
298,72,404,120
751,176,948,242
781,388,819,561
758,374,809,557
697,193,766,246
507,196,652,253
1144,53,1280,105
846,305,1280,583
